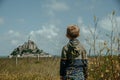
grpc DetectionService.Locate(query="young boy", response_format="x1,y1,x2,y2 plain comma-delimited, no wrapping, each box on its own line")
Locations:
60,25,88,80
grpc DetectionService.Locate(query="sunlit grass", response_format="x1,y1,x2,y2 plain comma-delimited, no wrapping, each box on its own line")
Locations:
0,58,60,80
0,56,120,80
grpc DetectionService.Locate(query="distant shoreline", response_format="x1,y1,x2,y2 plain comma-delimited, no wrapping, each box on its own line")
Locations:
0,56,8,58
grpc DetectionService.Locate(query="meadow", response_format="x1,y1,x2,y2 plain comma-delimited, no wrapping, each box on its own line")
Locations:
0,56,120,80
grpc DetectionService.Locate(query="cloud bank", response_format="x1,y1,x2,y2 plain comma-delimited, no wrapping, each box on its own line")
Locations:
99,15,120,32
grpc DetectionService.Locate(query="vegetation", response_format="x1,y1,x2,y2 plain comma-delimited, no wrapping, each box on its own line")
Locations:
0,58,60,80
0,56,120,80
88,55,120,80
85,10,120,80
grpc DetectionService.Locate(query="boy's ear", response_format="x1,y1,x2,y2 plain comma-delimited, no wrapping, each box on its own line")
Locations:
66,34,68,37
66,34,71,39
66,34,69,38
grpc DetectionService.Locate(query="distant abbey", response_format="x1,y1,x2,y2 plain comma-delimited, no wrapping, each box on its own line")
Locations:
9,39,52,58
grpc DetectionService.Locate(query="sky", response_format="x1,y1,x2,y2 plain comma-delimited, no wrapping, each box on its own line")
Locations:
0,0,120,56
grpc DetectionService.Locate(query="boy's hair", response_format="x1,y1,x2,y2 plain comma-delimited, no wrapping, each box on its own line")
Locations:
66,25,80,39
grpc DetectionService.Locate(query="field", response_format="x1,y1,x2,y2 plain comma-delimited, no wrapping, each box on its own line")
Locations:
0,56,120,80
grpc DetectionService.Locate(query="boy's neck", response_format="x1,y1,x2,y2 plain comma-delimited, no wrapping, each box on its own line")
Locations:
69,38,77,41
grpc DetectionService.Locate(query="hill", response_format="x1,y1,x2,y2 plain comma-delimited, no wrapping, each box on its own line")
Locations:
10,40,51,57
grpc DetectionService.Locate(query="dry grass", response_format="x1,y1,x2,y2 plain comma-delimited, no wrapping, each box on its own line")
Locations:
88,55,120,80
0,56,120,80
0,57,60,80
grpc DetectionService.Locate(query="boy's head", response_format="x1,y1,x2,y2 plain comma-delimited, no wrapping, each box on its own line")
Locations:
66,25,80,39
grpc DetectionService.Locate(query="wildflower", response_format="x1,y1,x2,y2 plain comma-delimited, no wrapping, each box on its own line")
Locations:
90,69,94,71
105,70,109,73
101,73,104,78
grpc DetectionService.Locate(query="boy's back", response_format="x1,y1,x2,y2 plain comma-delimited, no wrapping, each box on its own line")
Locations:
60,25,88,80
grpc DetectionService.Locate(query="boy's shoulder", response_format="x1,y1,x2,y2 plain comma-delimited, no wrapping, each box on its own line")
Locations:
62,42,86,51
62,45,69,51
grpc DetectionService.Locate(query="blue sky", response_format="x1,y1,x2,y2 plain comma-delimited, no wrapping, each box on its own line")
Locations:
0,0,120,56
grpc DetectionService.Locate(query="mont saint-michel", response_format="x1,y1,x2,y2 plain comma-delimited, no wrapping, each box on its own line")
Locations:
9,39,52,58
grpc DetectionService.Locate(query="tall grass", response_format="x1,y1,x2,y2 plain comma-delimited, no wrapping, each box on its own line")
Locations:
0,57,60,80
88,55,120,80
86,11,120,80
0,56,120,80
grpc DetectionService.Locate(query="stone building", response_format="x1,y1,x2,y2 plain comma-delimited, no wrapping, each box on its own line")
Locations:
10,39,52,58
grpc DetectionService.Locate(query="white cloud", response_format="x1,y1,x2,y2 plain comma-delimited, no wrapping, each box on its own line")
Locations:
30,31,34,36
99,15,120,31
6,30,26,46
8,30,20,37
99,16,112,31
28,24,61,54
77,17,90,35
47,10,55,16
78,17,83,25
0,18,4,24
43,0,69,16
11,40,19,46
81,27,89,34
29,24,59,40
98,39,104,43
49,1,69,11
77,17,100,48
8,30,14,34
